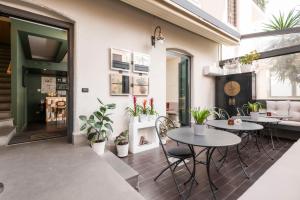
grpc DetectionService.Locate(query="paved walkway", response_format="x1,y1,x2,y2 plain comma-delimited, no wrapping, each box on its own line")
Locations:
0,138,143,200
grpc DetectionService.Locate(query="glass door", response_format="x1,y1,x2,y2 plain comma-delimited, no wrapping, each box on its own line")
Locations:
178,58,191,126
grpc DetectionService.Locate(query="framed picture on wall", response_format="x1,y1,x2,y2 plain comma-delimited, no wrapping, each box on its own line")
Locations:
110,73,130,96
132,75,149,96
41,76,56,94
110,48,131,72
133,52,150,74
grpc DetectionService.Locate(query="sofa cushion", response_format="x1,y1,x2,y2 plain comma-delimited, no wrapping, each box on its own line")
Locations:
279,120,300,127
266,101,290,116
289,101,300,122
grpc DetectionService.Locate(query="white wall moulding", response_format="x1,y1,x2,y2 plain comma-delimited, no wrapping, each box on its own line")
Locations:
120,0,240,45
129,118,159,154
110,48,131,72
133,52,151,74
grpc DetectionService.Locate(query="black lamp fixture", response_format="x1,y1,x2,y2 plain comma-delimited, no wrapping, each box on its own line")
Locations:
151,26,165,47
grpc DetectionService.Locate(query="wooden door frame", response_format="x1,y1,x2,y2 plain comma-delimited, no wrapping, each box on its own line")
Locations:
0,4,74,143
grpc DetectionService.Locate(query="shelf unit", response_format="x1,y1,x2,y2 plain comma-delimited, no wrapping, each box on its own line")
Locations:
129,118,159,154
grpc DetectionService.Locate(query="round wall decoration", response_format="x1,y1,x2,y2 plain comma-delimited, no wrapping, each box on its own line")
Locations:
224,81,240,96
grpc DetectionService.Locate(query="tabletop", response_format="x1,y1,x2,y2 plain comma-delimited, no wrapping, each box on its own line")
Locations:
167,127,241,147
236,116,280,123
206,120,263,131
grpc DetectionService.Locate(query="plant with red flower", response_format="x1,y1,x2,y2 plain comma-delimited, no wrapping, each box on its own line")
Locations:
149,98,157,115
126,96,141,117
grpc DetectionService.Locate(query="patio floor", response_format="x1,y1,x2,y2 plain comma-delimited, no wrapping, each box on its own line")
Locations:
0,138,143,200
122,137,294,200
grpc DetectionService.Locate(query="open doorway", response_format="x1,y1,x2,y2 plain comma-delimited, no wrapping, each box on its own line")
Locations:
166,50,191,127
0,16,69,144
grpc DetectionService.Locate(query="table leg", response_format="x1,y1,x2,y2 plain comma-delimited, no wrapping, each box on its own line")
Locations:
254,133,261,152
186,145,196,198
217,147,228,171
206,147,218,200
236,145,249,178
269,125,275,150
257,130,274,160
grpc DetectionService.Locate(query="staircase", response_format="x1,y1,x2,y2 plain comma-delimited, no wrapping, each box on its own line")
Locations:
0,44,15,146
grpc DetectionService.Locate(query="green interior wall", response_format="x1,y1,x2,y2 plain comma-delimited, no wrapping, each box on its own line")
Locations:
10,19,67,133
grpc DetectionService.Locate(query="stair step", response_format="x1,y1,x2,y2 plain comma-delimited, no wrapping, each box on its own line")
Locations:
0,126,16,146
0,103,10,111
0,77,10,83
0,118,13,127
0,95,10,102
0,111,11,120
0,83,10,89
0,89,10,95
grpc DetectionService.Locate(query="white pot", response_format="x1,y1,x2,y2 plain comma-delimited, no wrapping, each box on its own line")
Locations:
250,112,259,120
194,124,206,135
116,144,129,157
92,141,106,155
161,137,167,145
241,64,253,73
139,114,147,122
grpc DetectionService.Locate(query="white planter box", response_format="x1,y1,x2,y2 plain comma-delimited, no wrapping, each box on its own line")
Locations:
194,124,206,135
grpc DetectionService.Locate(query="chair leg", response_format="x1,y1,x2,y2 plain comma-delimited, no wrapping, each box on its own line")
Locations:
182,159,198,185
154,161,178,181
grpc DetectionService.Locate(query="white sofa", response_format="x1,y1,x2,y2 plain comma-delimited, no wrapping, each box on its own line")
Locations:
266,101,300,127
238,139,300,200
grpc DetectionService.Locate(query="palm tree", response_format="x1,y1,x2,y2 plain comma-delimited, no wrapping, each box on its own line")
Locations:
264,9,300,31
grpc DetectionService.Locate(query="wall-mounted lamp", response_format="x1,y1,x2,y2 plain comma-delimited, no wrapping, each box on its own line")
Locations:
151,26,164,47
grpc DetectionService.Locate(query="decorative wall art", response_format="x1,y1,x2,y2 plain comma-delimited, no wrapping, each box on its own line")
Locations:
132,76,149,96
110,48,131,71
41,76,56,94
110,73,130,96
133,52,151,74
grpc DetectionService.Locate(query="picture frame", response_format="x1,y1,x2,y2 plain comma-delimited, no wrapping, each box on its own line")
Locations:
132,75,149,96
110,73,130,96
133,52,150,74
110,48,131,72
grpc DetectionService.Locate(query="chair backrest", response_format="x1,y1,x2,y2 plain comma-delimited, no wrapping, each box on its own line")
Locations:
217,108,230,120
236,107,246,116
56,101,66,108
155,116,176,156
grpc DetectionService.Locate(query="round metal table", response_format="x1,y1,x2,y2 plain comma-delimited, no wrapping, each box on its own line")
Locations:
237,116,280,150
167,127,241,199
206,119,273,162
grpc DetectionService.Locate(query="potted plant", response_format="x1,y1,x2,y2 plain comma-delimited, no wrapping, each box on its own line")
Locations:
126,96,141,124
79,99,116,155
140,99,148,122
191,108,213,135
239,51,260,73
114,130,129,157
246,102,262,120
148,98,158,121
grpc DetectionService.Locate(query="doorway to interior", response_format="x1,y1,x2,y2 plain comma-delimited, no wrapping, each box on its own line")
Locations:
166,50,191,127
0,5,74,144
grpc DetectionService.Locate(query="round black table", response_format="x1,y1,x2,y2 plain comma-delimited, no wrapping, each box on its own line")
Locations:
167,127,241,199
237,116,280,150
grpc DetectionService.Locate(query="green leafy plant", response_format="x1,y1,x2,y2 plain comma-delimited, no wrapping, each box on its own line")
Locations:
239,51,260,65
191,108,214,125
114,130,129,145
264,9,300,31
253,0,268,11
79,99,116,143
245,102,262,112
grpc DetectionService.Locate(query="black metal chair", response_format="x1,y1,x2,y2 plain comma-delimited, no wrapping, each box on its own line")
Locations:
0,182,3,194
154,116,195,198
215,108,230,120
236,107,246,116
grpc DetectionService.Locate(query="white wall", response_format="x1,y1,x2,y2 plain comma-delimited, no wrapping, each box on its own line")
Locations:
0,0,218,140
166,57,180,103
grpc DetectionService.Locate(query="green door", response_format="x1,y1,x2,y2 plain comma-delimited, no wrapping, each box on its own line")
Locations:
178,58,190,126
